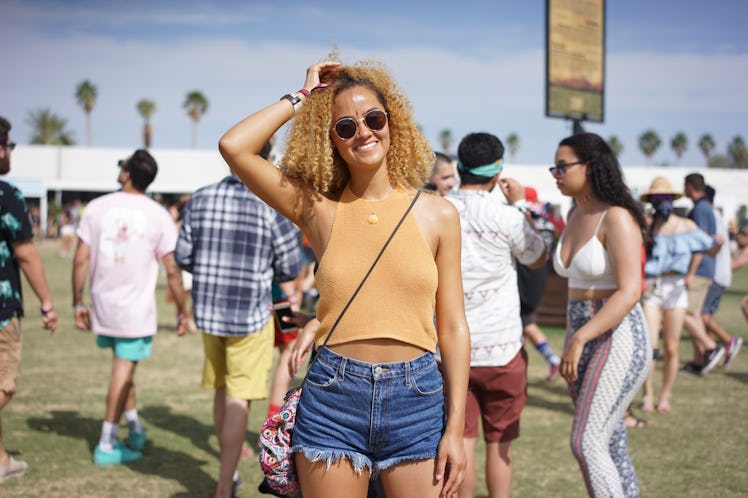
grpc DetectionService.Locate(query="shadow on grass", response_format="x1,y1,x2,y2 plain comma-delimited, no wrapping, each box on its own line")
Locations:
141,405,217,458
525,380,574,415
27,410,100,453
26,409,216,496
724,371,748,384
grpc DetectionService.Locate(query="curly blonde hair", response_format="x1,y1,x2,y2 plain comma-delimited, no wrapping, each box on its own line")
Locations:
280,61,434,195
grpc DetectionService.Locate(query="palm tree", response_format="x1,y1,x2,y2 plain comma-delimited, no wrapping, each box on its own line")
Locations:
26,109,75,145
607,135,624,158
438,129,453,154
698,134,716,165
183,91,209,149
727,136,748,168
506,133,520,162
638,129,661,165
75,80,97,146
670,132,688,164
137,99,157,148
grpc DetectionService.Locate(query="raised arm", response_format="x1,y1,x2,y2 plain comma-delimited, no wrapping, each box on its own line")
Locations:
218,61,341,226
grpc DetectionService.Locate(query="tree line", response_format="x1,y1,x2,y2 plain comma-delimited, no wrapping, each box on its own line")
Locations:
436,129,748,169
24,79,209,149
23,80,748,169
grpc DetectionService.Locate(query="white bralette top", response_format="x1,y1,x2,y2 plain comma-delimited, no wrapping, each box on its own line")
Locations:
553,210,617,290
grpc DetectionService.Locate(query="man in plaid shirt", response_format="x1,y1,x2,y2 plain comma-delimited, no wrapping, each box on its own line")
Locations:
175,145,301,498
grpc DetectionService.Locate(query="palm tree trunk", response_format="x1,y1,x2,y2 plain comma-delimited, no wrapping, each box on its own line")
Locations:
191,120,197,149
86,112,92,146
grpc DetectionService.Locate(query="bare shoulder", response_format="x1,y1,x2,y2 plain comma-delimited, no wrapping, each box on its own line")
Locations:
605,205,637,227
414,190,459,223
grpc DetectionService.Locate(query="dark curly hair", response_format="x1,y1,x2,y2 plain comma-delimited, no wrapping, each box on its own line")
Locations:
559,133,646,231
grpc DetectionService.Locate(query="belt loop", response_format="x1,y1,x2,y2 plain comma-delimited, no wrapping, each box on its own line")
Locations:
338,356,347,382
405,359,412,388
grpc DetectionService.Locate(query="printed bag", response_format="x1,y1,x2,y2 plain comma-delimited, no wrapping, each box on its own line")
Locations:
259,387,302,496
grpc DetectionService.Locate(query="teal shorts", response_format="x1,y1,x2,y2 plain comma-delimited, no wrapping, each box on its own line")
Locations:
96,335,153,362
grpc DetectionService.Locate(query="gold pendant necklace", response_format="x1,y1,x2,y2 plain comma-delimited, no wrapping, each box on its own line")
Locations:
349,185,393,225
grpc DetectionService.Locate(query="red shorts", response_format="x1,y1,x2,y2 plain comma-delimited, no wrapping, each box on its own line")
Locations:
464,348,528,443
273,316,299,346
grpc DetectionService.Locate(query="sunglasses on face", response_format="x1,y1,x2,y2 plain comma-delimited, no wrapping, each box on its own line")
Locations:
650,194,674,202
548,160,585,177
1,141,16,151
332,109,388,140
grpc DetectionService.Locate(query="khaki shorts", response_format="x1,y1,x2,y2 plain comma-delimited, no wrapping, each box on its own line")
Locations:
686,275,712,313
201,318,274,400
0,318,22,395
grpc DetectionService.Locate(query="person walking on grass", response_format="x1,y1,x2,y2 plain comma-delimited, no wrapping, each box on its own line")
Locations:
72,149,187,466
446,133,547,498
0,116,58,483
175,140,302,498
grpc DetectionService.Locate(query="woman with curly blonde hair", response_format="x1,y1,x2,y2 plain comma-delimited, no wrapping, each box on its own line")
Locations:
220,61,470,498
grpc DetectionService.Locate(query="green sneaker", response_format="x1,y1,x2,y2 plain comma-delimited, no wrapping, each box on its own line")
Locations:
127,428,147,451
94,442,142,466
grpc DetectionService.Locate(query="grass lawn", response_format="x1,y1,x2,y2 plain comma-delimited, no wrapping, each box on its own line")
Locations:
2,240,748,497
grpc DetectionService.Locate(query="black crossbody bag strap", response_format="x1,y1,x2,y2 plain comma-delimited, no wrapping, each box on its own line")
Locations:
303,189,422,377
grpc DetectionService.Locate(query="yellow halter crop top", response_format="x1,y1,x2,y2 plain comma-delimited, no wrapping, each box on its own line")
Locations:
313,185,439,352
553,210,618,290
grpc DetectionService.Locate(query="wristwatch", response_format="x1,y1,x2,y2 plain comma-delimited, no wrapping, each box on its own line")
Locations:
280,92,303,112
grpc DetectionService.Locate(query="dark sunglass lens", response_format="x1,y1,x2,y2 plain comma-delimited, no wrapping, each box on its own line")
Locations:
335,118,357,139
365,110,387,131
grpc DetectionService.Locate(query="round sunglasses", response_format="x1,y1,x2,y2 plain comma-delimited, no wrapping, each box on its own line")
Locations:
332,109,388,140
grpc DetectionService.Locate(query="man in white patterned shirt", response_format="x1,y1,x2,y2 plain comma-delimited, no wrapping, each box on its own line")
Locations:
445,132,547,498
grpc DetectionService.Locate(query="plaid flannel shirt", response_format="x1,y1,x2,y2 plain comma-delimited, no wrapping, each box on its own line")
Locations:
175,176,302,336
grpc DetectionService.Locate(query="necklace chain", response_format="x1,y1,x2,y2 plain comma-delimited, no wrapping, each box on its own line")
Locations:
349,185,394,225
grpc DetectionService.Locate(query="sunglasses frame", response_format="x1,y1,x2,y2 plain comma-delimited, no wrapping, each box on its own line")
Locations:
548,160,585,177
332,109,389,140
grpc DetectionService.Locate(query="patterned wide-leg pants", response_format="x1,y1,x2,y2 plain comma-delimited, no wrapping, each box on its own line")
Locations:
566,300,651,498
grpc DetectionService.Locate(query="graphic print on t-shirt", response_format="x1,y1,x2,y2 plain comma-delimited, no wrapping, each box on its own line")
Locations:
99,207,146,263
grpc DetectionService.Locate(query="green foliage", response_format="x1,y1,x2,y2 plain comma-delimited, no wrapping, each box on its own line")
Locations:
183,91,209,122
506,133,520,162
698,133,716,163
438,128,453,154
607,135,624,158
25,109,75,145
75,80,97,113
638,129,661,163
670,131,688,163
727,136,748,168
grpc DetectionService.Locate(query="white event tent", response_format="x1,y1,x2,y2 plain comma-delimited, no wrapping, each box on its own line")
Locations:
5,145,748,236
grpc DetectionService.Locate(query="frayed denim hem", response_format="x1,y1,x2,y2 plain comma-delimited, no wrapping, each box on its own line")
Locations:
291,445,373,475
376,452,437,474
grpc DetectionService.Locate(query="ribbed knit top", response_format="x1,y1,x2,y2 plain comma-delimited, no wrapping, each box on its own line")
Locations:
314,185,438,352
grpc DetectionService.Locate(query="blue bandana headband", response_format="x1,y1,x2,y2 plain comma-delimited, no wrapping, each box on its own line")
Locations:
458,158,504,178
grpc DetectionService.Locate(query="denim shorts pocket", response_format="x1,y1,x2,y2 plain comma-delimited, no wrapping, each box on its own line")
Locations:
409,364,443,396
305,358,339,389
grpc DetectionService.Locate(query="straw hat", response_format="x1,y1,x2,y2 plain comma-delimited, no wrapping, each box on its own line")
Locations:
640,176,683,202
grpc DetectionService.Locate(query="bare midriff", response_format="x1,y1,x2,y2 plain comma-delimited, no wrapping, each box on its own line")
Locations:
328,338,428,364
568,287,617,300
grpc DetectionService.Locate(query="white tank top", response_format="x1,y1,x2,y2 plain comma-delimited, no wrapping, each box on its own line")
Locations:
553,210,618,290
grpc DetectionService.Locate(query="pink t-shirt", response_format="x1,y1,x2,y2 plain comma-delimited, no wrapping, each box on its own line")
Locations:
77,192,176,338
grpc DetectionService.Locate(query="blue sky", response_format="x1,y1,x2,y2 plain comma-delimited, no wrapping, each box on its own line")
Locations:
2,0,747,167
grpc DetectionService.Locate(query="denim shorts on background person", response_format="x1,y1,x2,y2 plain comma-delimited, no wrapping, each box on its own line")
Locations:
702,282,725,315
96,335,153,362
291,347,445,475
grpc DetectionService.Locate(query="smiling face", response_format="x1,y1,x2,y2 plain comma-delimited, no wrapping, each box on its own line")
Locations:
553,145,590,197
330,85,390,172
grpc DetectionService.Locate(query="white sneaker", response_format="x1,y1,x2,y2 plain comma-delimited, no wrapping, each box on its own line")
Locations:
0,455,28,483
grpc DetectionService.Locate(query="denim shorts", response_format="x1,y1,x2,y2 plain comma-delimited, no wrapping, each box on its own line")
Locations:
291,347,445,474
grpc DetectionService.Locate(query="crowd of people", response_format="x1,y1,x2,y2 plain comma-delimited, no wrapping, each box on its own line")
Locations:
1,59,747,498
